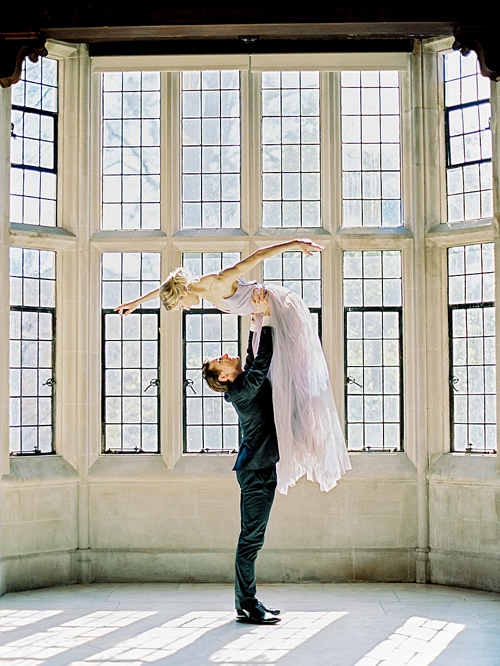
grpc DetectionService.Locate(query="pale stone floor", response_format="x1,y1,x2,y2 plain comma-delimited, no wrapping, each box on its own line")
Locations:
0,583,499,665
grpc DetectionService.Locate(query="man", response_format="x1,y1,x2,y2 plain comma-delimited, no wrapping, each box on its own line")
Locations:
202,288,281,626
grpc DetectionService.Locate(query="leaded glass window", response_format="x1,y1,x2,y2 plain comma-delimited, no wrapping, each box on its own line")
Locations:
101,252,161,452
101,72,161,230
448,243,496,452
10,248,56,454
181,71,241,229
262,72,321,228
183,252,240,452
10,57,58,227
263,250,321,334
341,71,401,228
344,250,403,450
444,50,492,223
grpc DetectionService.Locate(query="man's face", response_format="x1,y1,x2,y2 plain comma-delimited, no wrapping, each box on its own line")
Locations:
211,353,242,381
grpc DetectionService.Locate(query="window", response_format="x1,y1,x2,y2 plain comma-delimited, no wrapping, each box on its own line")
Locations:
448,243,496,452
181,70,241,229
444,50,492,223
263,250,322,334
89,53,497,461
183,252,240,453
10,248,56,454
10,57,58,227
262,71,321,228
101,253,161,453
101,72,161,230
96,63,407,455
341,71,401,228
343,250,403,451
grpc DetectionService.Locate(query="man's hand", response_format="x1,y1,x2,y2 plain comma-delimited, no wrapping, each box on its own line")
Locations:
250,287,270,316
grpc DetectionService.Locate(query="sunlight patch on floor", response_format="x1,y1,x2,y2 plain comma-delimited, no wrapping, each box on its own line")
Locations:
210,611,347,664
0,609,62,633
355,616,465,666
0,610,155,662
70,611,234,664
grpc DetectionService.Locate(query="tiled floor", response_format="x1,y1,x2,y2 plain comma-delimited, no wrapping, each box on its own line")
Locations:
0,583,499,665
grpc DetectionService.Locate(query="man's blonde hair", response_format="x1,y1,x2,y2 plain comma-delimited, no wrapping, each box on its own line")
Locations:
159,267,194,311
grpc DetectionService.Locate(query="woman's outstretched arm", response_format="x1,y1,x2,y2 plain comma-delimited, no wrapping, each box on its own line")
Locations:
114,286,160,316
214,238,323,291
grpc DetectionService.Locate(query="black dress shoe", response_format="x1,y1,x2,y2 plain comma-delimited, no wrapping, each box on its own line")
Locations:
258,600,281,615
236,602,281,625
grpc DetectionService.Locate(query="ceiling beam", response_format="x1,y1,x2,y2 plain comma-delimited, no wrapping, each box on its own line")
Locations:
32,21,457,43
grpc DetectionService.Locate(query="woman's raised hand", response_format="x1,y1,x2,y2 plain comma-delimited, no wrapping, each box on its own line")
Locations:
296,238,324,255
114,300,139,316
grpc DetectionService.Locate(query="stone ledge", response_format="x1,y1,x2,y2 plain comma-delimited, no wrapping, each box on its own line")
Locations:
1,455,78,485
428,453,500,485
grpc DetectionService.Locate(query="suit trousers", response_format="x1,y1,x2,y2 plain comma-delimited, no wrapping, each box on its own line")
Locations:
234,465,277,610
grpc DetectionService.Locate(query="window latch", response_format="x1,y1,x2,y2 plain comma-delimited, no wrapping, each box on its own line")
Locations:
144,378,160,392
184,378,196,394
346,375,362,388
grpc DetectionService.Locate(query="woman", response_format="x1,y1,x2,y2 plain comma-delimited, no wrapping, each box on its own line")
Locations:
115,238,351,493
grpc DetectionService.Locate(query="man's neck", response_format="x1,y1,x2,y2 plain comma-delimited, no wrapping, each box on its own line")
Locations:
227,368,243,383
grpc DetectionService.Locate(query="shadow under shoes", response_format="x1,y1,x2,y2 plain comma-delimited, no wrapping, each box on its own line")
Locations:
236,600,281,625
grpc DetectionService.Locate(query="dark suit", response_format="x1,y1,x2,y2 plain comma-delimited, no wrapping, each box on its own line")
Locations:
225,323,279,610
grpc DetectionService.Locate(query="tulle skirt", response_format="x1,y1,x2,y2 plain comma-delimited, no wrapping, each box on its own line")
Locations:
252,284,351,494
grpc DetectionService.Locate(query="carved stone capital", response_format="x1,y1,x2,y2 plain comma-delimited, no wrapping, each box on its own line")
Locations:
0,37,48,89
453,27,500,82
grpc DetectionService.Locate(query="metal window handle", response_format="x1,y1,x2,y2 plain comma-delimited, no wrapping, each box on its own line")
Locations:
184,378,196,394
42,378,55,387
450,376,459,392
144,378,160,392
346,376,362,388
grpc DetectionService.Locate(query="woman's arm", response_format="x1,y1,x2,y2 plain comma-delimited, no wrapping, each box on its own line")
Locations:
114,287,160,316
215,238,323,290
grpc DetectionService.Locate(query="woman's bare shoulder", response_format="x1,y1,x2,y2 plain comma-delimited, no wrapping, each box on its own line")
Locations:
197,272,217,287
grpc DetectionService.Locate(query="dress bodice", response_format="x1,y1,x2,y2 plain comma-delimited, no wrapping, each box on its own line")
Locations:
223,279,263,316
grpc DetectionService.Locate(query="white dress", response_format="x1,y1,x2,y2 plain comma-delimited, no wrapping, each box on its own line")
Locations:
223,279,351,494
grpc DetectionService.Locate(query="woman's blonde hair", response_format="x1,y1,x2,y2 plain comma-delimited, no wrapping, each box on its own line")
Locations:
159,267,195,311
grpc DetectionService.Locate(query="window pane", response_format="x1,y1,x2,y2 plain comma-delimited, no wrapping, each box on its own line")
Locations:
263,250,322,336
183,252,240,452
341,71,401,228
182,71,241,229
444,51,492,223
448,243,496,452
343,250,403,451
101,72,161,230
262,71,321,228
10,249,56,454
10,58,58,226
101,252,161,452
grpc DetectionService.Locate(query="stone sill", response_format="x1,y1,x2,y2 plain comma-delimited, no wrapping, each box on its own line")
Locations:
0,451,421,485
428,453,499,485
1,455,77,485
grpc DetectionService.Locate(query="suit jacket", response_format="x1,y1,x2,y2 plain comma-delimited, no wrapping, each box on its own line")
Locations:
225,325,280,471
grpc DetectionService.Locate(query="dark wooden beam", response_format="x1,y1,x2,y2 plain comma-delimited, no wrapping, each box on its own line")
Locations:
39,22,457,43
1,4,499,85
